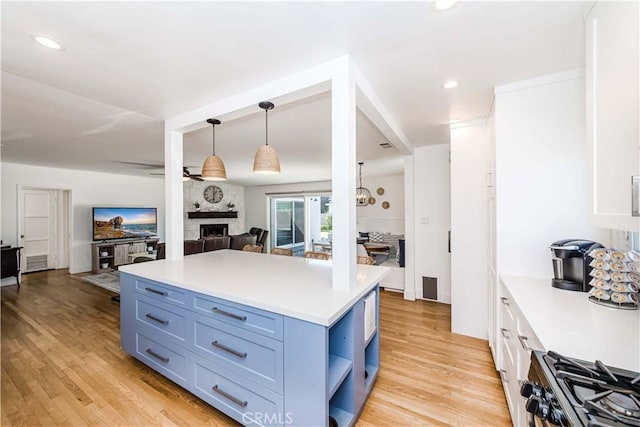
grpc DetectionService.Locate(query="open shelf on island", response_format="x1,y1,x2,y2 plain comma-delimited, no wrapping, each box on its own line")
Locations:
328,354,353,399
329,406,354,427
364,363,379,394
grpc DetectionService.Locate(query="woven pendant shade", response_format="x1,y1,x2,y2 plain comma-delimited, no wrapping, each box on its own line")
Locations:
253,145,281,174
202,118,226,181
253,101,281,175
201,155,227,181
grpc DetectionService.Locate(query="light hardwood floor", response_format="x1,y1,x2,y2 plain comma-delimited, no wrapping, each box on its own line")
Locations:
1,270,510,426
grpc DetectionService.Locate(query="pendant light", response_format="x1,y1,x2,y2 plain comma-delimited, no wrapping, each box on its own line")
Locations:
253,101,281,175
201,118,226,181
356,162,371,206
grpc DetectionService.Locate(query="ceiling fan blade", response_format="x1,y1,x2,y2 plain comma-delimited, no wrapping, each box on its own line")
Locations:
116,160,164,169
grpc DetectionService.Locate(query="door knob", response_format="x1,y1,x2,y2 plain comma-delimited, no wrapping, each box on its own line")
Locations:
20,234,24,238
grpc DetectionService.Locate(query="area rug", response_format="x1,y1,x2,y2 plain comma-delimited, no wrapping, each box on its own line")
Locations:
81,271,120,293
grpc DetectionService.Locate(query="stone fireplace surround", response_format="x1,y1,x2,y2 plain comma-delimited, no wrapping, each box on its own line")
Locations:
183,181,245,240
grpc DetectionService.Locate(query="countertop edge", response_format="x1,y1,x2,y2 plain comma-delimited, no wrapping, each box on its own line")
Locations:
120,263,390,327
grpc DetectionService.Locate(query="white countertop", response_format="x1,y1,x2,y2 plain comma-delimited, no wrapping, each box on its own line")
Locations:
501,275,640,371
119,250,389,327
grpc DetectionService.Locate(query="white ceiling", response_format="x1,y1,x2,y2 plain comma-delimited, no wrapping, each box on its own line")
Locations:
1,1,586,185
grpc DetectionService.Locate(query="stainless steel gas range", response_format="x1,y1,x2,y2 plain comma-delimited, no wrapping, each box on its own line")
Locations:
522,350,640,426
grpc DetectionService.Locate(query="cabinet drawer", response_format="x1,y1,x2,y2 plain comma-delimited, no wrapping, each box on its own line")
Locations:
135,278,188,306
136,296,188,343
193,294,283,341
135,332,188,384
516,317,543,354
193,314,283,394
193,356,284,427
499,285,515,326
499,339,518,427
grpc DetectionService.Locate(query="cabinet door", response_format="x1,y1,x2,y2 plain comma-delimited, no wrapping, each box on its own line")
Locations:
586,1,640,231
114,244,129,266
131,242,147,254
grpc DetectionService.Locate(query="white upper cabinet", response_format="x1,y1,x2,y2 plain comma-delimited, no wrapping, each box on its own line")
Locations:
586,1,640,232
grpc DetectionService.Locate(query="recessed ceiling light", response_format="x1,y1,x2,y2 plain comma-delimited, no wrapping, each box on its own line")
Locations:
31,35,63,50
442,80,459,89
433,0,459,11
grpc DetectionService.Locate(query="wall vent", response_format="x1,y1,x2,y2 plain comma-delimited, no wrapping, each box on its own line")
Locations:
379,142,394,149
26,255,48,272
422,276,438,300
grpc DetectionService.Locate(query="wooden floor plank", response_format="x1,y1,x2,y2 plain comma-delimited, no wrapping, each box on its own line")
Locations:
1,269,510,426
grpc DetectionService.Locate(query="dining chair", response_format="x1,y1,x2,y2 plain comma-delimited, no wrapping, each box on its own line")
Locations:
271,247,293,256
303,251,330,260
242,244,264,253
357,255,375,265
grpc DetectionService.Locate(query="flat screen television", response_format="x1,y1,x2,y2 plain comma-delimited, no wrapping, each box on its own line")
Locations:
92,207,158,241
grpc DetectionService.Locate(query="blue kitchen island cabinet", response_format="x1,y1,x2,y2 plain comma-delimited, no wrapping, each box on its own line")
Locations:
119,250,387,427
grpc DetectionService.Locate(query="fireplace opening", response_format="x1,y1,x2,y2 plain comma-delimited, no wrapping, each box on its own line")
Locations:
200,224,228,238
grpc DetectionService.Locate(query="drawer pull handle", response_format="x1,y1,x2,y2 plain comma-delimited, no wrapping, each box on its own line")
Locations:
211,307,247,321
500,328,509,338
518,335,532,351
145,313,169,325
500,297,509,306
499,369,508,383
145,348,169,363
212,385,248,407
145,287,168,296
211,340,247,359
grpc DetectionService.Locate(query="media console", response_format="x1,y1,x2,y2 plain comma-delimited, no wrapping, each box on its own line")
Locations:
91,238,158,273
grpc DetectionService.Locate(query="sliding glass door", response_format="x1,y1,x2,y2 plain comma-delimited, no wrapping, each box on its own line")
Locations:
269,194,332,256
271,198,305,254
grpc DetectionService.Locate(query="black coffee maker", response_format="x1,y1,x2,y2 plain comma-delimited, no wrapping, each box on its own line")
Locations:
550,239,604,291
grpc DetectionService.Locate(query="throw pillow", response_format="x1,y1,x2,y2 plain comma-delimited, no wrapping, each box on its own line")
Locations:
369,232,384,243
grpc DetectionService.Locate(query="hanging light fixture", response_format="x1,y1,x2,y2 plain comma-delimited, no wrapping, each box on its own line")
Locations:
356,162,371,206
201,118,226,181
253,101,281,175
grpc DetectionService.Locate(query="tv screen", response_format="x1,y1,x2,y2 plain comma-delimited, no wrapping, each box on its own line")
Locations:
93,207,158,241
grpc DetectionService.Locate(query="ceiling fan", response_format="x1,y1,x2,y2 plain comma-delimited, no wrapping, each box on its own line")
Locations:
150,167,204,182
115,161,204,181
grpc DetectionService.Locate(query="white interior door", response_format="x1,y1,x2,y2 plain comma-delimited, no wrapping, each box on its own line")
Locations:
19,188,57,273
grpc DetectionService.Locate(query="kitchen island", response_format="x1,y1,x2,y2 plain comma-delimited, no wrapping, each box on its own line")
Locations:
119,250,389,427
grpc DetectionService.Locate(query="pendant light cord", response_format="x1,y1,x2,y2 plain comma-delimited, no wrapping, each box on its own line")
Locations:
358,162,363,187
265,109,269,146
212,122,216,156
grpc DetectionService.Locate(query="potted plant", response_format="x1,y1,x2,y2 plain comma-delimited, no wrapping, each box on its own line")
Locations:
226,201,235,212
193,201,200,212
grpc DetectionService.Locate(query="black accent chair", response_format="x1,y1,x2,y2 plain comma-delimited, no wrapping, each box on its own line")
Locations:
184,240,205,255
203,236,230,252
157,243,166,260
1,246,22,289
249,227,269,252
230,234,257,250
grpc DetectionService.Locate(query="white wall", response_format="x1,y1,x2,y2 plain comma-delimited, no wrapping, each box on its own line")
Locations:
412,144,451,303
495,71,610,278
183,180,245,239
1,162,165,275
356,173,404,235
450,122,488,339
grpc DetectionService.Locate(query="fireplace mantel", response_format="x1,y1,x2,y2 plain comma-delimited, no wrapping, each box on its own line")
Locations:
187,211,238,219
